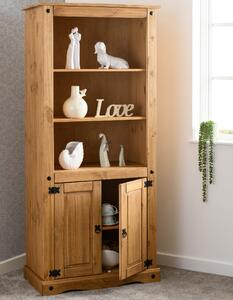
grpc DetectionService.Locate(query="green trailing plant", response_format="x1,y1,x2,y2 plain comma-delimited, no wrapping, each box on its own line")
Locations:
198,120,215,202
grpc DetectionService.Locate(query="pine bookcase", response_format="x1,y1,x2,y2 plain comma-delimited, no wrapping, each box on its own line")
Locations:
24,2,160,295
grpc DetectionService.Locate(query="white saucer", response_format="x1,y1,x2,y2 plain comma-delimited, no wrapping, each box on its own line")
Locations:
102,221,119,226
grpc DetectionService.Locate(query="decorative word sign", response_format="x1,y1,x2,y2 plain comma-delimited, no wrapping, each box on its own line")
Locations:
95,99,134,117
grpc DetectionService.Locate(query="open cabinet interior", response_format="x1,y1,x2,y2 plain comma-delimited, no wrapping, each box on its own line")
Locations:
102,180,121,272
101,178,148,277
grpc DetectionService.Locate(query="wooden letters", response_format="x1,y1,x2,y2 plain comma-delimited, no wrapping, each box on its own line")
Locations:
95,99,134,117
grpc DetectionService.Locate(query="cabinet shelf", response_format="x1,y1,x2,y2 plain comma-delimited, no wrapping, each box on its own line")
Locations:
54,163,147,183
54,69,145,73
53,116,146,123
102,225,119,230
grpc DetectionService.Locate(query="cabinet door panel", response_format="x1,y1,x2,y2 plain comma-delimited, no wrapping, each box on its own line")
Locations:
54,181,101,278
119,178,147,280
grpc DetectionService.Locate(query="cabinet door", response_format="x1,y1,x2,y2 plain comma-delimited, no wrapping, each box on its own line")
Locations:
54,181,102,278
119,178,147,280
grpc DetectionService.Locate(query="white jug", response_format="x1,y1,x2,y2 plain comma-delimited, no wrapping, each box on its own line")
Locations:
63,86,88,118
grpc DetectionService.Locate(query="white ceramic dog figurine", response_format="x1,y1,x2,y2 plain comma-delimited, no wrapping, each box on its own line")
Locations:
94,42,129,69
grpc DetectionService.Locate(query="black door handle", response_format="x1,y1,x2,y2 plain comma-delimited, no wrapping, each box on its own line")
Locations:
95,225,101,233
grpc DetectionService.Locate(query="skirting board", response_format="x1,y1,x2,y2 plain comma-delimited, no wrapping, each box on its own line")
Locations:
0,253,26,275
1,252,233,277
157,252,233,277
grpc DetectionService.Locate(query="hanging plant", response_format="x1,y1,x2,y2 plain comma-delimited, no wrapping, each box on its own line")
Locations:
198,120,215,202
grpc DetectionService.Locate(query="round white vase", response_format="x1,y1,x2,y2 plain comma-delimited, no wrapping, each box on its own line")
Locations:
63,86,88,118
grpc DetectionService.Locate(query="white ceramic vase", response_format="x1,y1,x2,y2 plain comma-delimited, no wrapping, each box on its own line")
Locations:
63,86,88,118
59,141,84,170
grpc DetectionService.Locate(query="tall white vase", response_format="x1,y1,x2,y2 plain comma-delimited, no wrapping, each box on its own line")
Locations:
63,86,88,118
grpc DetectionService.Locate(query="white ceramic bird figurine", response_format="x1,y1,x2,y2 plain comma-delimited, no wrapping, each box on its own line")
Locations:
59,141,84,170
80,88,87,97
94,42,129,69
119,145,126,167
99,133,110,167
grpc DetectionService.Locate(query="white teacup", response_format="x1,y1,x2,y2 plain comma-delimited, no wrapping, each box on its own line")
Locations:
102,215,118,225
102,203,118,216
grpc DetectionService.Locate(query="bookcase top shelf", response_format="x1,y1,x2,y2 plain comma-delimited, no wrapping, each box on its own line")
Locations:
24,3,160,11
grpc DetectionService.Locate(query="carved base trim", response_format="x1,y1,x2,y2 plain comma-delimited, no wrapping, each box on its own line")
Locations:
24,265,161,296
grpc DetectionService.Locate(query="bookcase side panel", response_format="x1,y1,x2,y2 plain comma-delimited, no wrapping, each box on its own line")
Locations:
25,6,54,280
146,9,158,267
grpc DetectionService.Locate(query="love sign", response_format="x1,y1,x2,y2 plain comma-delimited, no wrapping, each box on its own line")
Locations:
95,99,134,117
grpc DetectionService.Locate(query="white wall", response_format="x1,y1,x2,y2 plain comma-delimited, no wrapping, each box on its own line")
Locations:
68,0,233,277
157,0,233,276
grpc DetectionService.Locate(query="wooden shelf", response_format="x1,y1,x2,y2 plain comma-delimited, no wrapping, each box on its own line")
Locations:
54,163,147,183
54,68,145,73
53,116,146,123
102,267,119,275
102,224,119,231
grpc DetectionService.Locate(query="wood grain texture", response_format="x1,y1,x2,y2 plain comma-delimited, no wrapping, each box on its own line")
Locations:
119,178,147,280
24,3,160,10
54,181,101,278
63,181,93,193
24,265,160,295
24,5,54,280
54,69,145,73
54,6,147,18
53,117,146,123
24,3,160,294
146,9,158,267
54,165,147,182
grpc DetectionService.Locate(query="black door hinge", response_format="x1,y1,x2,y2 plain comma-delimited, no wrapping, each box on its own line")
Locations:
49,269,61,278
144,259,152,268
49,186,60,194
144,180,153,188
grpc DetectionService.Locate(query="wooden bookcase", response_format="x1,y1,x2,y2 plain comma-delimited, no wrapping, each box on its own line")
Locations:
24,3,160,296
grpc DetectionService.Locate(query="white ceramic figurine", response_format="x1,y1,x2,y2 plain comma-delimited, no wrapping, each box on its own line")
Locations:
66,27,81,69
59,141,84,170
119,145,126,167
99,133,111,167
94,42,129,69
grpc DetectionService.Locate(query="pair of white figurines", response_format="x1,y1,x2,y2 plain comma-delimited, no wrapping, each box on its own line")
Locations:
66,27,129,69
59,134,126,170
